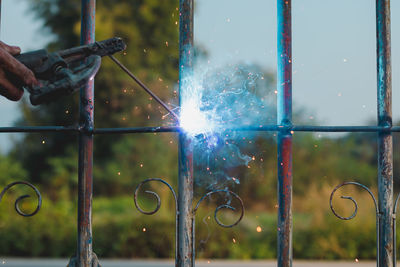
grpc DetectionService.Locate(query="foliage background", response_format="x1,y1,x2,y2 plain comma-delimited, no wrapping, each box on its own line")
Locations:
0,0,399,260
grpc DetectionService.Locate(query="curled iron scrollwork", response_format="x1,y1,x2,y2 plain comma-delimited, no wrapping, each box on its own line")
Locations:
194,189,244,228
330,181,380,267
0,181,42,217
134,178,178,261
329,181,378,220
134,178,177,215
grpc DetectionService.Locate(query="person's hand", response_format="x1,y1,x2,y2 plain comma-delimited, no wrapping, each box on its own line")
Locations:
0,41,38,101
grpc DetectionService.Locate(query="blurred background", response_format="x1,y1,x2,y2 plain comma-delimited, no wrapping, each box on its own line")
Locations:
0,0,399,261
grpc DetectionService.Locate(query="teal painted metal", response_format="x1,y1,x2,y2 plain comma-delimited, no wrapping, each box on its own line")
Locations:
3,125,400,134
376,0,393,266
277,0,293,266
69,0,99,266
330,1,394,266
177,0,194,266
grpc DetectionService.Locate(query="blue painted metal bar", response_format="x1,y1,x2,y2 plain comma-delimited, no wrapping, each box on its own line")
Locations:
277,0,292,266
92,125,400,134
0,126,81,133
93,126,181,134
71,0,99,266
376,0,393,266
2,125,400,134
177,0,194,266
0,0,2,36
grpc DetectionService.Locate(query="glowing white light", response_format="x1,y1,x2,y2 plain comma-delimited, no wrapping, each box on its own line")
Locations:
178,63,264,139
180,98,211,135
179,73,218,136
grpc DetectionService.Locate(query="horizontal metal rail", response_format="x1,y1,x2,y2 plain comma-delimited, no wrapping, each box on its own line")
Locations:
0,126,81,133
1,125,400,134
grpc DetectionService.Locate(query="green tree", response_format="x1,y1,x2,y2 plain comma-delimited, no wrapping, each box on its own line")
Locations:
12,0,180,195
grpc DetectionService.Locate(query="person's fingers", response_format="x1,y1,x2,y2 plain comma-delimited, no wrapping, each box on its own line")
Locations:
7,46,21,56
0,41,21,55
0,69,24,101
0,48,38,86
0,42,38,89
20,67,38,87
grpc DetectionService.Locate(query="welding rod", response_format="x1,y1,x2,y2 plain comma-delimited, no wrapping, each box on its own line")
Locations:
108,55,179,121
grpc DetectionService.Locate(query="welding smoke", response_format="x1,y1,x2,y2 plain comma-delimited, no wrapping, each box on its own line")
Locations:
179,62,276,190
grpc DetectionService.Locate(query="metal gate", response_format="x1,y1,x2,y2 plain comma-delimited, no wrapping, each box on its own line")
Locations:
0,0,397,267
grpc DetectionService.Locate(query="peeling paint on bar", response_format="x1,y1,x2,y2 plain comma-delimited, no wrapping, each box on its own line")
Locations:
376,0,393,266
277,0,293,266
177,0,194,267
68,0,99,266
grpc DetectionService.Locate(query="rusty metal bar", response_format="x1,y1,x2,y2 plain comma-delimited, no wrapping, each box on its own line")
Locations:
177,0,194,266
69,0,99,266
177,135,194,267
376,0,393,266
0,0,2,35
277,0,292,266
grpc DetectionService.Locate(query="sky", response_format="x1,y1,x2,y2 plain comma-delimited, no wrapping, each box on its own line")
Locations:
0,0,399,151
194,0,399,126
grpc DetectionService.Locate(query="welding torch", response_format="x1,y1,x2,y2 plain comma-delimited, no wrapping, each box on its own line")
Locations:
15,37,179,122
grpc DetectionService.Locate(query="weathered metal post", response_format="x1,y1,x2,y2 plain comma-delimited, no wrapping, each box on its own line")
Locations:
177,0,194,267
376,0,393,266
68,0,99,266
0,0,2,34
277,0,292,267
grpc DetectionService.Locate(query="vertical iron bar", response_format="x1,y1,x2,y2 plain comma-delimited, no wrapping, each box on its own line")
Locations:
392,215,395,267
0,0,2,36
76,0,97,266
177,0,194,267
378,215,381,267
277,1,292,267
376,0,393,266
